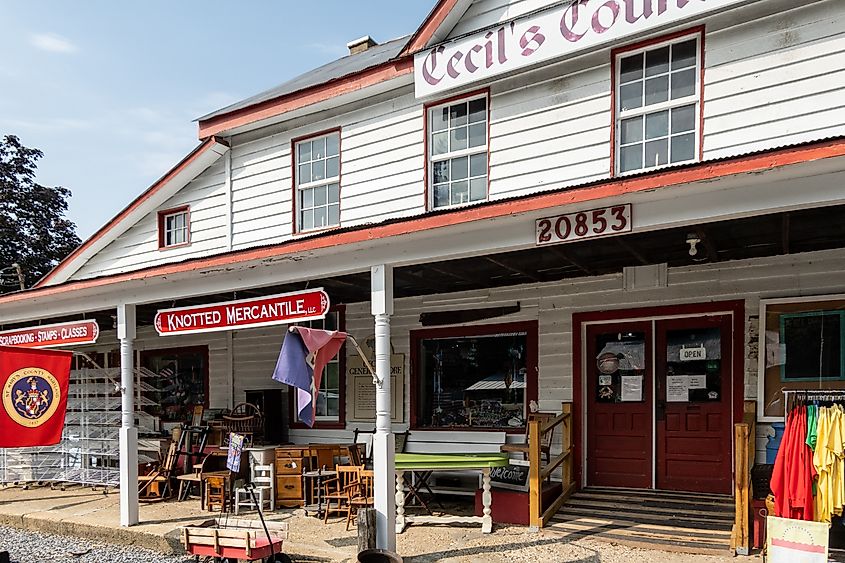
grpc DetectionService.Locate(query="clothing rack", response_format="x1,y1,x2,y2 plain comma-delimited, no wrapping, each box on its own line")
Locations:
783,389,845,414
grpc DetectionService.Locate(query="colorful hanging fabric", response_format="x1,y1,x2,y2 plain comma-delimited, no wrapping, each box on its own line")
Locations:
772,405,816,521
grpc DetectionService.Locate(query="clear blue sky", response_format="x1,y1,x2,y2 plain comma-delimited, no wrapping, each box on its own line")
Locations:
0,1,436,239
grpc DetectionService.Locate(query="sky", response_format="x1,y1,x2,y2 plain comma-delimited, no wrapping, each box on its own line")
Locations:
0,1,436,239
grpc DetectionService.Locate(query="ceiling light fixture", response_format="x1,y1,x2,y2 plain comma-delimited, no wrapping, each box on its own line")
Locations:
686,232,702,257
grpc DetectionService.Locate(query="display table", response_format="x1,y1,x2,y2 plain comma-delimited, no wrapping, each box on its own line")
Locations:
394,453,509,534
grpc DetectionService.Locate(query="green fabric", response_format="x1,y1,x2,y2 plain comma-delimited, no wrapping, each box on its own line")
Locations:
394,453,509,470
807,404,819,450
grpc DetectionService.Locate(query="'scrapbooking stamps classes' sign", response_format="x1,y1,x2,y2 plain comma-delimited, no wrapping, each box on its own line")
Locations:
0,320,99,349
154,289,330,336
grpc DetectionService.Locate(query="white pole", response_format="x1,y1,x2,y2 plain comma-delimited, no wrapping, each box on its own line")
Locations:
371,264,396,551
117,303,139,526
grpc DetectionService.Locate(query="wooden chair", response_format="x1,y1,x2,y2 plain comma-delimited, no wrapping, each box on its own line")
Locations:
346,469,374,531
222,402,262,445
205,475,228,512
347,443,365,466
310,444,341,471
322,465,362,523
139,441,178,500
500,412,556,463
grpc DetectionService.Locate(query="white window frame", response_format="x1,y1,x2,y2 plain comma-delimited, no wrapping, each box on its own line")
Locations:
295,131,340,233
614,32,702,176
161,209,189,248
427,93,489,210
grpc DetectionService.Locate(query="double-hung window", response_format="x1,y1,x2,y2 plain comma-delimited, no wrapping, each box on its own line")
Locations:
158,206,190,249
615,33,701,174
428,94,488,209
295,132,340,232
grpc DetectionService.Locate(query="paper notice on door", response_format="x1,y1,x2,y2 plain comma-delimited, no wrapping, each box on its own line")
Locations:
686,374,707,390
621,375,643,402
666,375,689,402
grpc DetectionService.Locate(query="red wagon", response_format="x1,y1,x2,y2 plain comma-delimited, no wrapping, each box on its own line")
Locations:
181,518,292,563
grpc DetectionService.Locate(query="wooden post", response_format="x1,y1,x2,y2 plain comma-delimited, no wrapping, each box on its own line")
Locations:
528,417,541,530
562,402,572,490
733,422,751,556
358,507,377,553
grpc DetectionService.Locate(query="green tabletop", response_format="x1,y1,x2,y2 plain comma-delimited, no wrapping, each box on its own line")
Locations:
394,452,509,470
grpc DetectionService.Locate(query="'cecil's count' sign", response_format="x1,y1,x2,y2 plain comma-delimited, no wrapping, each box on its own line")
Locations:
414,0,746,98
154,289,330,336
0,320,100,349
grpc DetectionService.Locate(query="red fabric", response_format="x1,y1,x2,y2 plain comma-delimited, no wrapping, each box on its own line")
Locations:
291,326,347,424
771,406,816,521
0,345,72,447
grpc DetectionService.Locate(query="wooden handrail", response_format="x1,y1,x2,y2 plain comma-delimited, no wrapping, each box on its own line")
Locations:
529,402,575,529
731,400,756,556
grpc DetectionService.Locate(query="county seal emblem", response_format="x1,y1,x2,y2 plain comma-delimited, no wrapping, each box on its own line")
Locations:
2,367,62,428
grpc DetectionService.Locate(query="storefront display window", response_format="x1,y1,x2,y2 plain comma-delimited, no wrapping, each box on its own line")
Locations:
140,346,208,424
415,325,535,430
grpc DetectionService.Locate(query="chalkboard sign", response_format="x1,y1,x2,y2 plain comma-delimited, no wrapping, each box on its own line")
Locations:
490,459,530,491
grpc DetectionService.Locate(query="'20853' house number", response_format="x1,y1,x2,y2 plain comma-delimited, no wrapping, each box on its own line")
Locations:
536,204,632,246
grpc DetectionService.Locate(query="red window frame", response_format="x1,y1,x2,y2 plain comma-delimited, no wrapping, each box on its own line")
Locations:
423,88,491,211
288,305,347,430
157,205,191,249
409,320,539,433
610,26,706,177
290,127,342,235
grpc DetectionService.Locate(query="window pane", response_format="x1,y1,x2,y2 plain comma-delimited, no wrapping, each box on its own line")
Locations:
468,123,486,148
432,131,448,155
314,206,327,228
672,105,696,134
302,188,314,208
451,180,468,205
645,138,669,167
671,132,696,163
672,39,697,70
431,107,449,132
298,163,311,184
468,98,486,123
433,160,449,184
298,142,311,162
166,215,175,231
325,363,339,389
620,53,643,83
314,185,327,206
470,177,486,201
326,397,339,417
671,68,696,99
645,75,669,105
433,184,449,208
645,110,669,140
470,153,486,177
620,116,643,145
312,159,325,181
451,156,468,181
326,134,339,157
619,82,643,111
328,203,340,226
326,156,339,178
328,183,339,204
301,208,314,230
645,45,670,77
450,127,468,151
450,102,468,127
313,137,326,159
620,144,643,173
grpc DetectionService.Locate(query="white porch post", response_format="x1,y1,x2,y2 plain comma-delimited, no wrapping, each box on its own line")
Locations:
117,303,139,526
371,264,396,551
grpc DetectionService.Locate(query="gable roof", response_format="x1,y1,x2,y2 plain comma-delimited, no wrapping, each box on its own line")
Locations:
35,137,229,288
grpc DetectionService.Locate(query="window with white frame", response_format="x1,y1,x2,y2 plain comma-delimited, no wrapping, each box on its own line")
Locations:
616,35,700,174
160,208,189,248
304,311,342,422
296,132,340,232
428,95,488,209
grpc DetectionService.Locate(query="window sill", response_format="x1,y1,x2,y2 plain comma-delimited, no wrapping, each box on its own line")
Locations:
613,157,701,179
294,224,341,237
429,198,489,213
158,242,192,251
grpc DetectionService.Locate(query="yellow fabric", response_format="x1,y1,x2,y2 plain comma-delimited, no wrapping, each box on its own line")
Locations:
812,406,845,524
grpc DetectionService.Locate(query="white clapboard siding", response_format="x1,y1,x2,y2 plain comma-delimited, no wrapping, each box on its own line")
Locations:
446,0,554,39
230,326,288,404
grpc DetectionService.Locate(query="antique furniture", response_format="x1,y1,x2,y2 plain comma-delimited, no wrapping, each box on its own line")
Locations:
274,446,310,507
346,469,375,531
234,464,275,514
500,412,556,463
222,402,263,445
322,465,362,523
138,441,177,500
205,474,229,512
302,468,337,518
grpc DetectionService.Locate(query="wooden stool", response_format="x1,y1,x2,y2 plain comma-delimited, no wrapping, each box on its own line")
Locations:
205,476,228,512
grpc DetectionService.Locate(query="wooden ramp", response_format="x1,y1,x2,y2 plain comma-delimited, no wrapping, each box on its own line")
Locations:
547,487,734,555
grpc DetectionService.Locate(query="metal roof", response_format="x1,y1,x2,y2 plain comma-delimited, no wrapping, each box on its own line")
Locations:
197,35,410,122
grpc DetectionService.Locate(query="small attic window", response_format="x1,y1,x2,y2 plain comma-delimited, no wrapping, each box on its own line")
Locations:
158,205,190,249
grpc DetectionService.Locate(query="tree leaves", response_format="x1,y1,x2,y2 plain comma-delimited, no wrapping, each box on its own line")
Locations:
0,135,81,292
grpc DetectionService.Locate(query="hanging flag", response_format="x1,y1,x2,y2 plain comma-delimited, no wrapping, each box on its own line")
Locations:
0,345,72,447
271,326,347,427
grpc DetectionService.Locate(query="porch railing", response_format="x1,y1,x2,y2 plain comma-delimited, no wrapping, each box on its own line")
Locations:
731,400,756,556
528,401,576,529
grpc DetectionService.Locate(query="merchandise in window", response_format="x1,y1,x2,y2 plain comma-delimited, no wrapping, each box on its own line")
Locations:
616,36,700,174
417,331,528,429
428,96,488,209
296,133,340,231
140,347,208,424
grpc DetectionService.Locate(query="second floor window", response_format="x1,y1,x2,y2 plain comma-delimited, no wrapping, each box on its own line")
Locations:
428,94,488,209
158,206,190,249
615,33,701,174
296,132,340,232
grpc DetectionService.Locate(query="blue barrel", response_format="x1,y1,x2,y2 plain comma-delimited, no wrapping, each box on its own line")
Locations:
766,422,786,463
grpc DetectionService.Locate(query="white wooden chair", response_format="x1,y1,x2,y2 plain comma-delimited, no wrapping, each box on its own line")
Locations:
234,464,274,514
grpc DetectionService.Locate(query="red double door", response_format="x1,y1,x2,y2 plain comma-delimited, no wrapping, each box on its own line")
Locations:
585,315,733,494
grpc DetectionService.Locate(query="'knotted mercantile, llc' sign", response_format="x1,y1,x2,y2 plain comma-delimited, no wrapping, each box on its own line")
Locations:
413,0,748,98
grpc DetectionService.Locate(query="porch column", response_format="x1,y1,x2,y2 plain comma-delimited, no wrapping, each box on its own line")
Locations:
371,264,396,551
117,303,139,526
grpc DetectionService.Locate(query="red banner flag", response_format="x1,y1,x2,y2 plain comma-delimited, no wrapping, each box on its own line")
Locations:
0,345,72,447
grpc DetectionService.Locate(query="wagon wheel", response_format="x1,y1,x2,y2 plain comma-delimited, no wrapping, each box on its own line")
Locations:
267,554,293,563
